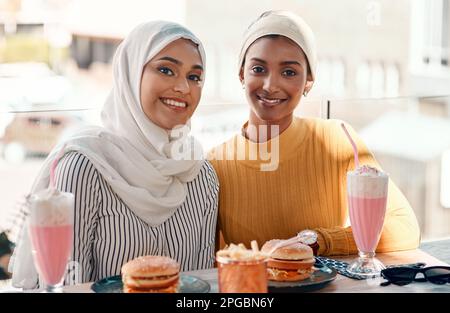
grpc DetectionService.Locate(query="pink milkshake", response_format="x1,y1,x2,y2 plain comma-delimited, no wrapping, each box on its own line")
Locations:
346,165,388,276
28,188,74,292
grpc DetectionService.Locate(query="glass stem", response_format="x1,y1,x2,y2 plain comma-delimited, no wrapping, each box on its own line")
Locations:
359,251,375,259
46,284,63,293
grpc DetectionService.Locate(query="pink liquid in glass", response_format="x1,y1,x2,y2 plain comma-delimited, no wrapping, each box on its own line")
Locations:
348,196,387,252
30,224,73,285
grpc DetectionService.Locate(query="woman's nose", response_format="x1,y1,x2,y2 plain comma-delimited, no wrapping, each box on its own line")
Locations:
173,77,190,94
262,74,280,93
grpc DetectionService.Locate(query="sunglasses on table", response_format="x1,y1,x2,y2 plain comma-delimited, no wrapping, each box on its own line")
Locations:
381,264,450,286
0,231,14,257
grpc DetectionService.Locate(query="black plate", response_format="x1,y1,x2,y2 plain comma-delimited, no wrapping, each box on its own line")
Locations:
268,262,337,293
91,274,210,293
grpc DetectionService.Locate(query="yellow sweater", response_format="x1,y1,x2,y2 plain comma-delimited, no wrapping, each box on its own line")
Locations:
208,117,420,256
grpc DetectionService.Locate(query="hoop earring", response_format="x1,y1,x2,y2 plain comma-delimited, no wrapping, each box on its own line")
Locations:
303,90,308,97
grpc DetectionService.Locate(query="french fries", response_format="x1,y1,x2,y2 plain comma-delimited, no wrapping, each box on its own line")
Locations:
217,240,267,261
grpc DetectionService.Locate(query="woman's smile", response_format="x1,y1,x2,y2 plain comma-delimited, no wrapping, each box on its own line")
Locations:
255,94,288,107
160,97,188,111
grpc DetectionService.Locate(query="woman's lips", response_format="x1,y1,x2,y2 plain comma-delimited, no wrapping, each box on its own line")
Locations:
160,97,188,111
256,95,287,107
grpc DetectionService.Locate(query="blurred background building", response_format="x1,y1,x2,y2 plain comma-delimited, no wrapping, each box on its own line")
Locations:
0,0,449,244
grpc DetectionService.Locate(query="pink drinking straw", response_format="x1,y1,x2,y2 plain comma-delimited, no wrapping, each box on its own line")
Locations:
49,144,67,189
341,123,359,169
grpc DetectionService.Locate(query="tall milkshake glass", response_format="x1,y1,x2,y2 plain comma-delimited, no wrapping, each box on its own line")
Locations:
346,165,388,276
28,188,74,292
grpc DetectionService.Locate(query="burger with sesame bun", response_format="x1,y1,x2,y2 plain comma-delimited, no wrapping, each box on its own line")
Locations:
261,240,315,282
121,255,180,293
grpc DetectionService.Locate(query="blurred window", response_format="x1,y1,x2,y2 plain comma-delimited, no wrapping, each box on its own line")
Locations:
356,62,370,97
441,149,450,209
414,0,450,69
385,63,400,97
316,58,346,96
370,62,384,98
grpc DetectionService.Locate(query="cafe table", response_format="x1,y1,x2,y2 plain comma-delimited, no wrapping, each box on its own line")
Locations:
63,249,450,293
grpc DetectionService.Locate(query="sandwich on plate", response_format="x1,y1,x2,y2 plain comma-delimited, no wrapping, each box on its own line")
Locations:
261,239,315,282
121,255,180,293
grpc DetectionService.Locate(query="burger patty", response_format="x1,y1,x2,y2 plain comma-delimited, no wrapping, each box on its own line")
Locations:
268,267,314,277
123,273,179,289
129,274,178,280
267,267,314,282
123,283,178,293
267,258,315,270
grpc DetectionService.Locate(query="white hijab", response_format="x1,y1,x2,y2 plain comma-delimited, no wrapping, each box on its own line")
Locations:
10,21,206,289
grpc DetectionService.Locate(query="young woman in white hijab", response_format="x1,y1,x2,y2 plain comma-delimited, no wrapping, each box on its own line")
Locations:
10,21,219,289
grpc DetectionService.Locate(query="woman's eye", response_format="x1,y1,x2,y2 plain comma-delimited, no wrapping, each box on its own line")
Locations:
283,69,297,77
158,67,174,76
251,66,265,74
188,74,202,82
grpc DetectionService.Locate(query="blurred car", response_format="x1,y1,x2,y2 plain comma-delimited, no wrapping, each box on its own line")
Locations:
0,62,84,163
0,112,82,162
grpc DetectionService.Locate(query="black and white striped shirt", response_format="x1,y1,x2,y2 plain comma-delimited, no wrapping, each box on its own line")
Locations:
55,151,219,284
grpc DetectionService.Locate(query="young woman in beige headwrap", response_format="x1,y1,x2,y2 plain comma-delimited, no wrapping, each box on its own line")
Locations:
209,10,420,256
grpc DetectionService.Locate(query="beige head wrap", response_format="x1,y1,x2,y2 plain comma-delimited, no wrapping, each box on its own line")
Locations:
238,10,317,81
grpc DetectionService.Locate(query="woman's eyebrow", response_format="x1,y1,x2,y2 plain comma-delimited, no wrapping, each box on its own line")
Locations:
250,57,267,64
280,60,302,66
157,56,181,65
156,56,203,71
192,64,203,71
249,58,302,67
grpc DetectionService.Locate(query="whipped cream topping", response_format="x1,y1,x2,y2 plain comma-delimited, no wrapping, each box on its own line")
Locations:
350,165,386,177
347,165,389,198
29,188,74,226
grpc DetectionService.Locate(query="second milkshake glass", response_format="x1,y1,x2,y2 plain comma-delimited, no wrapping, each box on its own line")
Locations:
340,123,388,277
346,169,389,276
